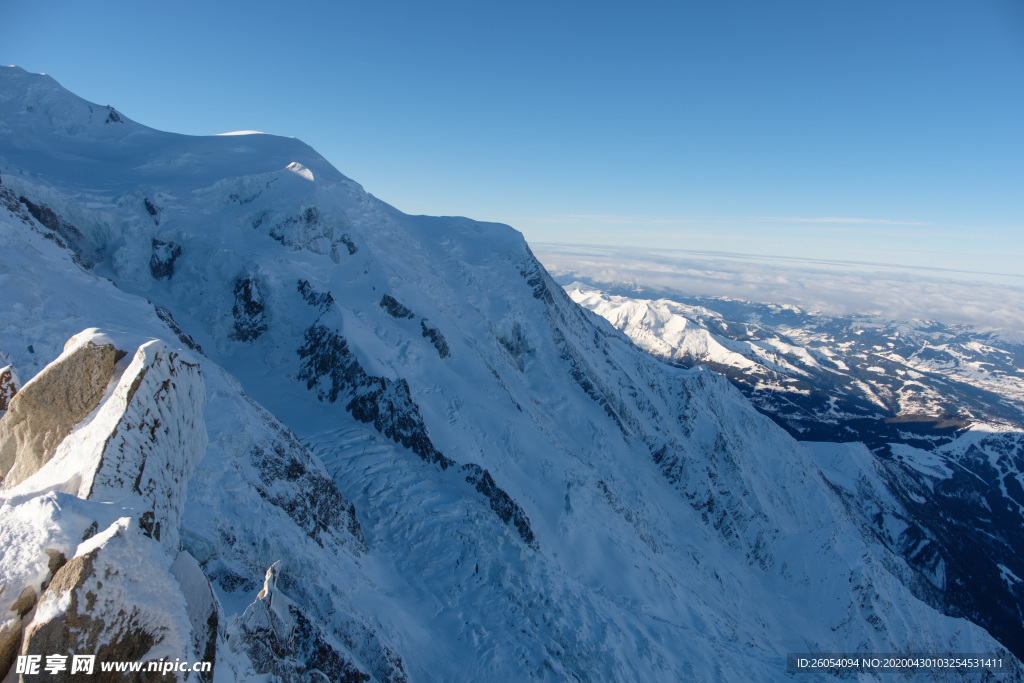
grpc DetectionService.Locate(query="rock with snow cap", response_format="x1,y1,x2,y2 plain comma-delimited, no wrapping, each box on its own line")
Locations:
0,330,120,488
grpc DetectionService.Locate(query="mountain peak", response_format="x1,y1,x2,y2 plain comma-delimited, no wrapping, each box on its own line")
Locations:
0,65,347,191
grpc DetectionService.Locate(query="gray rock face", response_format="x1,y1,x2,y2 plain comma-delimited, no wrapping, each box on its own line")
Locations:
0,365,17,413
150,238,182,279
21,526,191,683
20,548,152,680
0,332,217,682
379,294,414,320
232,275,268,342
419,318,450,359
16,195,99,268
239,564,374,683
0,336,118,488
0,618,24,683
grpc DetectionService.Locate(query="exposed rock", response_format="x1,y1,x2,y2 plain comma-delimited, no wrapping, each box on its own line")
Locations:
295,322,538,547
45,549,67,579
265,206,357,259
0,186,34,226
105,105,123,124
20,525,188,683
297,323,453,470
17,195,97,267
228,190,263,206
10,586,36,618
0,586,37,677
380,295,414,320
0,334,118,488
150,238,182,279
462,464,536,547
154,306,205,355
239,564,371,683
339,234,358,255
420,318,450,359
1,332,215,681
0,619,22,683
0,364,18,412
249,438,365,551
144,198,161,224
497,322,530,371
232,275,268,342
297,280,334,314
518,246,556,305
1,551,65,679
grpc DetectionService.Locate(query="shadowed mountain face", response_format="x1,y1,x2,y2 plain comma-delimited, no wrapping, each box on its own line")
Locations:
0,66,1019,680
567,283,1024,661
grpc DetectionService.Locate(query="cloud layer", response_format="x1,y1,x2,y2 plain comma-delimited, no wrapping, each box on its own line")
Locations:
532,243,1024,332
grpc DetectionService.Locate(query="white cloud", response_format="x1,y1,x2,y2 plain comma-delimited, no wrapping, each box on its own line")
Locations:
760,216,931,226
532,243,1024,332
516,214,931,227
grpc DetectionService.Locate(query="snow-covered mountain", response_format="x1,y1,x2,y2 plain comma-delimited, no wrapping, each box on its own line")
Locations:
565,285,1024,448
567,283,1024,666
0,66,1017,681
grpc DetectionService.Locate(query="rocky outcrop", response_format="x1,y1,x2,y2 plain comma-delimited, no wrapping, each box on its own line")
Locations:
297,280,334,314
105,106,123,124
21,523,215,683
0,332,119,488
232,275,268,342
150,238,182,279
497,322,530,371
297,323,453,470
248,436,366,551
419,319,450,359
297,323,537,548
0,186,33,226
379,295,414,320
154,306,205,355
264,206,357,261
0,620,22,682
17,195,97,267
178,381,389,682
0,364,18,413
462,464,536,547
21,536,150,681
0,332,217,682
238,564,373,683
144,197,162,224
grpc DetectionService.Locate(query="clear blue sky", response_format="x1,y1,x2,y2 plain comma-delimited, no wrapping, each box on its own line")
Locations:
3,0,1023,275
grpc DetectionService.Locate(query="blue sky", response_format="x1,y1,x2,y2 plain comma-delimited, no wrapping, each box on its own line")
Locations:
3,0,1023,276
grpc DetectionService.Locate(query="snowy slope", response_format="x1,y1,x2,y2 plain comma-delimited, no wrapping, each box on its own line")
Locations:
0,66,1018,680
567,282,1024,661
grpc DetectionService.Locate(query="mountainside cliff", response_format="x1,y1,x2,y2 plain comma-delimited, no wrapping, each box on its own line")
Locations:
567,284,1024,659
